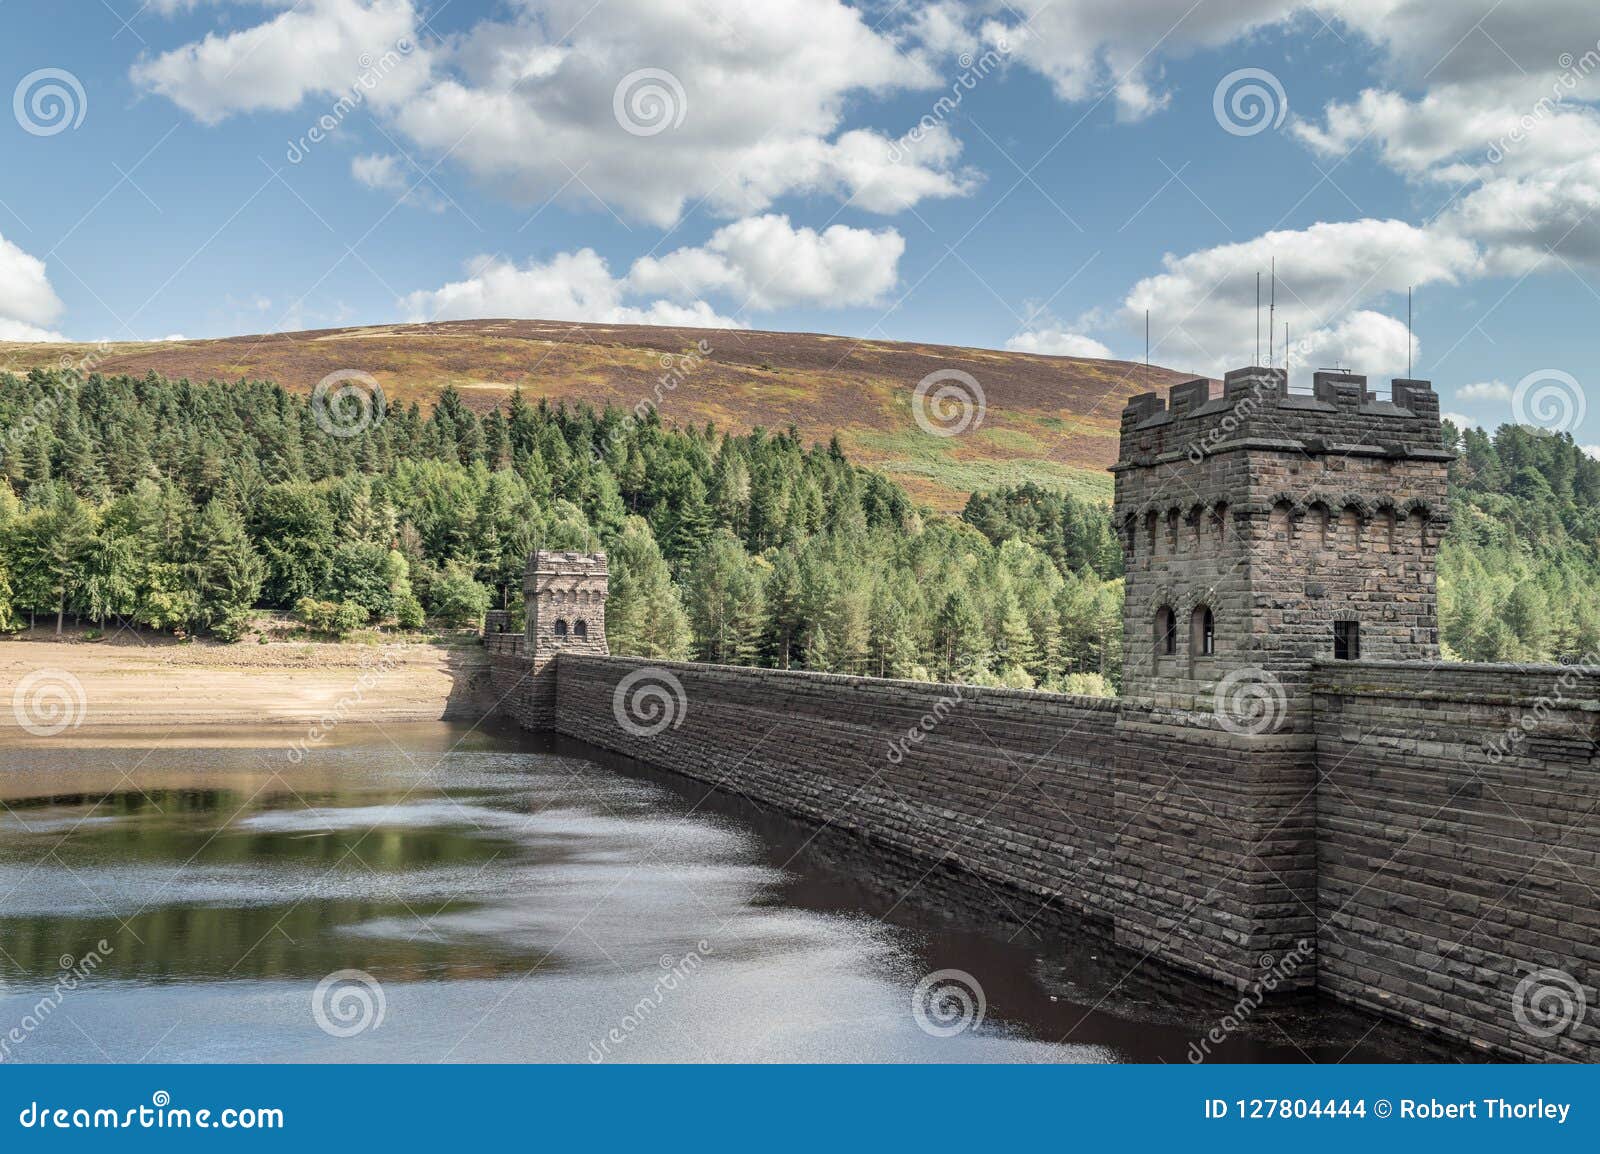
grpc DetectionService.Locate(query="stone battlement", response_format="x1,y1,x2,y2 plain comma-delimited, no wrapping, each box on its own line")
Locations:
525,549,608,578
1115,368,1451,470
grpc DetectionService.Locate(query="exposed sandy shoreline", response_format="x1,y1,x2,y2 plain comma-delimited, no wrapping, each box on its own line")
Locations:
0,636,493,739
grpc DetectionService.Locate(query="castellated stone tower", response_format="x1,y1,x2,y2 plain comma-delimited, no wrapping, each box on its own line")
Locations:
524,550,609,667
1107,366,1453,993
1112,367,1453,716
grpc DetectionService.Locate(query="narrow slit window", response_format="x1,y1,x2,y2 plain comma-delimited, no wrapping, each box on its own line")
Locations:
1333,620,1360,661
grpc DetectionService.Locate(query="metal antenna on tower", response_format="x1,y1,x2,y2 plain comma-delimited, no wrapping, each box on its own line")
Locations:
1284,322,1290,385
1144,309,1150,390
1256,271,1261,366
1268,257,1276,369
1407,285,1414,378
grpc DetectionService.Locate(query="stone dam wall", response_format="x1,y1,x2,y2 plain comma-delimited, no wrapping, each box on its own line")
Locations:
486,651,1599,1060
1313,660,1600,1062
551,654,1124,918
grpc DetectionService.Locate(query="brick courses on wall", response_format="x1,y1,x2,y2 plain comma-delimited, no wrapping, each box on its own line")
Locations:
551,655,1124,919
1111,710,1318,991
1313,659,1600,1060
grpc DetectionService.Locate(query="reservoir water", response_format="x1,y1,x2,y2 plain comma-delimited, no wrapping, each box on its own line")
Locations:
0,722,1465,1062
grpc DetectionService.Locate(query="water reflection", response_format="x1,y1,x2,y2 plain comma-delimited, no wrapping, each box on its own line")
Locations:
0,723,1470,1063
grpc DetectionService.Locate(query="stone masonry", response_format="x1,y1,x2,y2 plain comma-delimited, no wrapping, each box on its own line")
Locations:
485,368,1598,1061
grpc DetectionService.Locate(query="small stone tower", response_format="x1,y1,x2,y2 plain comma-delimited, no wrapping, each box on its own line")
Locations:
1112,367,1452,714
524,550,610,667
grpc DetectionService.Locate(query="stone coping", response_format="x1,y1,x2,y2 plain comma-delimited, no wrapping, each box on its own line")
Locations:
556,652,1123,711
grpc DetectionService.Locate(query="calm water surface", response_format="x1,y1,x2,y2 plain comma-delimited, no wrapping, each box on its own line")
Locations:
0,722,1465,1063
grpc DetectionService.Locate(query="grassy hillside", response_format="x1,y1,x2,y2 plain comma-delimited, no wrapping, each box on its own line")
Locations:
0,320,1198,509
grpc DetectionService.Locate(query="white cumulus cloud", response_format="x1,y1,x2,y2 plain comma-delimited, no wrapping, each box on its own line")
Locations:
131,0,428,124
0,233,66,342
135,0,974,226
1004,327,1113,359
627,215,903,310
1457,380,1512,402
1121,219,1477,384
401,214,905,326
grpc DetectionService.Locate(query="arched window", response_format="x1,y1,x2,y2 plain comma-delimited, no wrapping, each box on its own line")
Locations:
1191,606,1215,657
574,619,588,639
553,619,569,638
1155,606,1177,656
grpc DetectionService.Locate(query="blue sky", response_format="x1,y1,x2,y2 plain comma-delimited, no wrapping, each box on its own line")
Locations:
2,1,1598,443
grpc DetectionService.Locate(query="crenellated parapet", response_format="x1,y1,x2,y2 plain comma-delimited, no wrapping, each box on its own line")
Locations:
1115,368,1451,472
